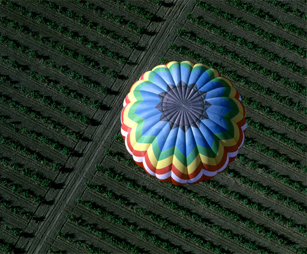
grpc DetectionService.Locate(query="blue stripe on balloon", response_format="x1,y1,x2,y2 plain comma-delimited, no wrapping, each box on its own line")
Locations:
156,71,175,86
205,87,226,99
195,72,210,89
135,101,161,120
160,127,179,152
175,127,186,156
190,126,211,149
185,127,196,155
202,115,228,133
188,69,206,86
170,65,181,85
152,73,169,91
141,114,164,136
198,80,224,92
198,122,215,148
180,65,192,84
206,105,231,116
205,97,232,110
139,90,161,102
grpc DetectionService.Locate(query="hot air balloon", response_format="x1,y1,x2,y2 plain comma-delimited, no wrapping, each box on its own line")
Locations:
121,61,246,185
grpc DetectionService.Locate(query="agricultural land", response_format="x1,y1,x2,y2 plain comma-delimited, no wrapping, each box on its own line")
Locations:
0,0,306,253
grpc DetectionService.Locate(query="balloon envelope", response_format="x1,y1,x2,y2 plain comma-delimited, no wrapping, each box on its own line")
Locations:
121,61,246,185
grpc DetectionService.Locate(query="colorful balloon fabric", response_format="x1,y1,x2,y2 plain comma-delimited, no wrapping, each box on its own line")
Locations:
121,61,247,185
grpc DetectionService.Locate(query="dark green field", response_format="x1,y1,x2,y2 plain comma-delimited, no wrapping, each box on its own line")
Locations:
0,0,306,253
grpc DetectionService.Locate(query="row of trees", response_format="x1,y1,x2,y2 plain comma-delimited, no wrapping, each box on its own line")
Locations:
177,28,307,97
0,91,80,141
0,133,62,171
0,157,52,187
186,14,307,76
1,9,129,65
0,33,110,97
93,164,272,253
168,43,307,131
224,0,307,38
244,136,306,172
0,71,91,125
65,211,142,254
195,0,307,57
236,154,306,193
113,0,155,20
226,166,306,213
263,0,307,19
55,232,106,254
34,0,138,49
2,17,119,79
75,0,148,33
246,117,306,152
0,196,33,220
0,115,72,155
1,177,45,204
202,179,307,236
76,194,183,254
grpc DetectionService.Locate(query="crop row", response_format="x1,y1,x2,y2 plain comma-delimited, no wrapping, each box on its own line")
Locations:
102,155,307,244
225,166,307,213
85,179,232,254
0,72,91,125
0,176,45,204
77,190,183,254
1,224,23,237
0,91,81,140
0,133,62,171
224,0,307,38
0,195,33,220
168,43,307,131
102,153,307,237
34,0,138,49
63,213,142,254
111,0,156,20
195,0,307,57
244,136,306,172
246,117,306,152
95,162,283,253
53,234,106,254
75,0,147,34
0,8,129,65
177,28,307,96
235,155,307,193
0,73,103,111
0,115,72,155
0,18,119,80
0,157,52,187
262,0,307,19
186,14,307,76
0,241,15,254
0,34,109,96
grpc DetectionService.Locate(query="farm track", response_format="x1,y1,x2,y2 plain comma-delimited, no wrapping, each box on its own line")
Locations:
185,21,307,91
174,35,307,115
210,0,307,51
192,6,306,68
72,204,171,254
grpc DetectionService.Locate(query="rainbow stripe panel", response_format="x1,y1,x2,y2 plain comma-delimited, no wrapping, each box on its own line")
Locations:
121,61,247,185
